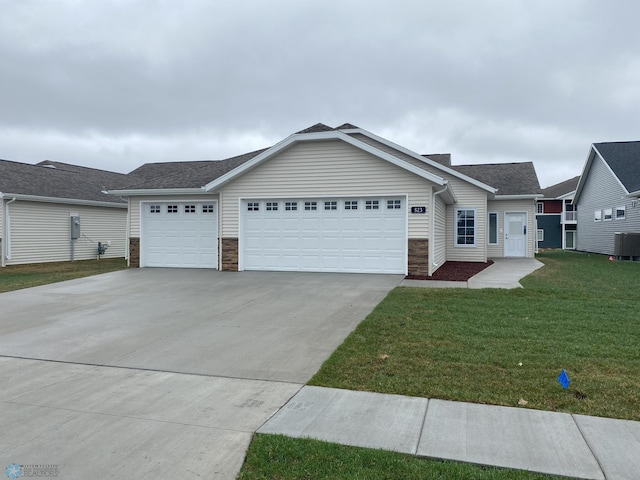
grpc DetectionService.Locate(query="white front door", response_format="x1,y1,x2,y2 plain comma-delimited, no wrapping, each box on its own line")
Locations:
504,212,527,257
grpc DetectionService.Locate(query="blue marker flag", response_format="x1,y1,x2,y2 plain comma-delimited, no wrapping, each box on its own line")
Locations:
558,369,570,389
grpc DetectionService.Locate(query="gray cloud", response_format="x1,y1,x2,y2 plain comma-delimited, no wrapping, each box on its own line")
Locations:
1,0,639,187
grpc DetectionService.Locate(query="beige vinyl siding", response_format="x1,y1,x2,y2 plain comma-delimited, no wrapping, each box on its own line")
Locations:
444,174,488,262
487,199,537,258
349,133,491,262
220,140,434,238
432,193,447,273
128,194,219,237
6,201,126,265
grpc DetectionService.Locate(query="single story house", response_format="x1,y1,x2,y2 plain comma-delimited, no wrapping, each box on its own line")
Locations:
1,159,131,267
574,141,640,257
110,123,542,276
536,176,579,250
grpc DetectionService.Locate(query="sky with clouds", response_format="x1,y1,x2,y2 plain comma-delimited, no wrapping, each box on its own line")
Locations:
1,0,639,188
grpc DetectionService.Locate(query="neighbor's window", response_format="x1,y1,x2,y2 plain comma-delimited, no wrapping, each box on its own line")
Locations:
536,202,543,214
594,210,602,222
603,208,612,221
615,206,626,220
488,212,498,245
537,229,544,242
456,209,476,246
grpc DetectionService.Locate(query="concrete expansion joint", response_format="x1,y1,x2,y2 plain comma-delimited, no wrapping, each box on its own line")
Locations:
0,354,305,386
570,414,608,480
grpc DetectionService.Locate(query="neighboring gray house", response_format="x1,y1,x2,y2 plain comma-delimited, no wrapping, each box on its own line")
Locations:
573,142,640,256
0,160,131,267
110,123,542,275
536,176,580,250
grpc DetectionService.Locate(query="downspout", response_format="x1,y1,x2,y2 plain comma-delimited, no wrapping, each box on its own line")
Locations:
429,182,449,276
4,196,17,265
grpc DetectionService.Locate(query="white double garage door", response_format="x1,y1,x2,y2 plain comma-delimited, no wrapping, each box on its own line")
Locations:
242,196,406,274
142,197,407,273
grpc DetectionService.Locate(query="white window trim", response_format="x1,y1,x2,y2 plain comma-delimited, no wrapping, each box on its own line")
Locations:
536,202,543,214
603,208,613,221
615,206,626,220
537,229,544,242
488,212,499,245
455,208,477,247
594,210,602,222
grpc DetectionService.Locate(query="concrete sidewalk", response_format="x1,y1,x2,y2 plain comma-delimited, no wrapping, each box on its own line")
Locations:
259,386,640,479
401,258,544,289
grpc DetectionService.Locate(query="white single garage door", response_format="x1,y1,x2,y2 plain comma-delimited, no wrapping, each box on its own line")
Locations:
241,197,406,274
142,201,218,268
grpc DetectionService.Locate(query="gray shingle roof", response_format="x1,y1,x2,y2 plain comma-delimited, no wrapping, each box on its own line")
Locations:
451,162,542,195
121,148,268,189
0,159,128,204
594,141,640,193
541,176,580,198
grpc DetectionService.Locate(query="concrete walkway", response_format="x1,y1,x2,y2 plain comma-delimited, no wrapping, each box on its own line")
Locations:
259,386,640,480
401,257,544,289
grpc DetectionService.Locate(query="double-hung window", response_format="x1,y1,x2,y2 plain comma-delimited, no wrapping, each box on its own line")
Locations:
456,209,476,246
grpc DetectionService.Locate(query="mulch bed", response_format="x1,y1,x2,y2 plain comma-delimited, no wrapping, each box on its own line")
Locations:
406,260,494,282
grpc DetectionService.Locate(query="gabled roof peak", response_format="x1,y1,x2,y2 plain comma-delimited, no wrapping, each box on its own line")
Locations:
295,122,360,134
295,123,335,134
335,123,359,130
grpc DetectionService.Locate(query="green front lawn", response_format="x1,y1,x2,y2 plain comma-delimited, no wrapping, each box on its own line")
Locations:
237,434,560,480
0,259,128,292
310,250,640,420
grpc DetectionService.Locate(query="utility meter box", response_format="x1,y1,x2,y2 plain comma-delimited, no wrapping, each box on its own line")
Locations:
70,216,80,239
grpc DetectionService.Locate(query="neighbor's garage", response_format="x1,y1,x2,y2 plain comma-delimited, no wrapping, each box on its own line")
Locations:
141,201,218,268
241,197,406,274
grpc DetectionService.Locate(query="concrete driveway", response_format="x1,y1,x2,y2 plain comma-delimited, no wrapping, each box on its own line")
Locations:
0,269,401,479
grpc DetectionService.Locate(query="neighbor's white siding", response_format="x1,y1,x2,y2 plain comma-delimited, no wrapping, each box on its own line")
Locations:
220,140,435,238
128,194,219,238
487,199,537,258
5,200,127,265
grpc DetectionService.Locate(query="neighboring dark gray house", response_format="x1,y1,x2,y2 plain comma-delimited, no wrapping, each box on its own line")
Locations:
573,142,640,257
0,159,131,267
536,176,580,250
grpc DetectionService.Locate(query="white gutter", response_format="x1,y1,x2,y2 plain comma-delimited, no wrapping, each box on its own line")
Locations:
429,182,451,276
2,193,126,208
493,194,543,200
107,188,205,196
